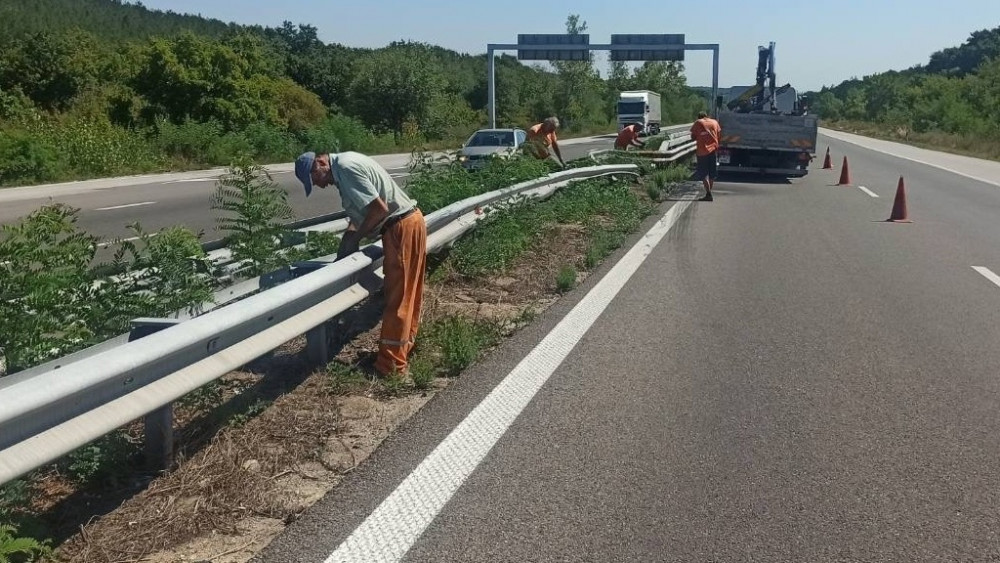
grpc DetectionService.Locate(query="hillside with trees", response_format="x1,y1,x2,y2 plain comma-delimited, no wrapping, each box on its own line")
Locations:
0,0,706,187
806,27,1000,159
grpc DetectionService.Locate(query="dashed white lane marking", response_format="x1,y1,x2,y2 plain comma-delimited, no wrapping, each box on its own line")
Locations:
323,195,696,563
973,266,1000,288
857,185,879,198
97,235,144,248
94,201,156,211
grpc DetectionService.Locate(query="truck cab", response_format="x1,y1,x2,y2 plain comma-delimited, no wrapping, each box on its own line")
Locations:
617,90,661,135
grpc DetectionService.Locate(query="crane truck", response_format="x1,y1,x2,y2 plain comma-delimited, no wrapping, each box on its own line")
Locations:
715,42,818,177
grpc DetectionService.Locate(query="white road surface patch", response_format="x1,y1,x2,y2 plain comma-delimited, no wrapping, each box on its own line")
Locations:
322,195,697,563
163,178,217,184
857,186,880,198
972,266,1000,289
94,201,156,211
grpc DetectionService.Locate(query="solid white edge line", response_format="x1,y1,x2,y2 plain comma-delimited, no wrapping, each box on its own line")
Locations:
93,201,156,211
857,186,879,198
972,266,1000,288
323,195,697,563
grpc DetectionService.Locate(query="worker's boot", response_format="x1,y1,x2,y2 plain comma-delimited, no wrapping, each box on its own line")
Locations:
699,192,714,201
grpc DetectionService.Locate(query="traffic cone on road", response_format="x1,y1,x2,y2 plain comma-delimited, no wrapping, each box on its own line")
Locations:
822,147,833,169
837,156,852,185
886,176,913,223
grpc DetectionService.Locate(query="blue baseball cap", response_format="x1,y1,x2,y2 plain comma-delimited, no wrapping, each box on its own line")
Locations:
295,151,315,196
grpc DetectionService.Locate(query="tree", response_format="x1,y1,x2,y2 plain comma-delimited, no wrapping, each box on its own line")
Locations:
348,46,446,136
552,14,605,130
132,31,318,131
0,30,103,110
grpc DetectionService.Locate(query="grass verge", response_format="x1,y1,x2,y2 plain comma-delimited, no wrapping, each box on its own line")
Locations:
821,119,1000,162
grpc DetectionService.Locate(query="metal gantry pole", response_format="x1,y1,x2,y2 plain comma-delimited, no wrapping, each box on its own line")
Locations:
712,45,720,117
487,46,496,129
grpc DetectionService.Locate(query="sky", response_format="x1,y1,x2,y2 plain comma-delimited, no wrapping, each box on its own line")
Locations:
138,0,1000,91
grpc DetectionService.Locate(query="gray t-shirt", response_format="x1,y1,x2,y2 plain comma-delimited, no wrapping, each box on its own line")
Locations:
331,151,416,230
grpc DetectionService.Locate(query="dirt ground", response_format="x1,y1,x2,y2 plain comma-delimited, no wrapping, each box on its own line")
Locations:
42,220,603,563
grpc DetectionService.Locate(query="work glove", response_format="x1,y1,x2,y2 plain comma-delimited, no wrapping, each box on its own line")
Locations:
336,233,360,260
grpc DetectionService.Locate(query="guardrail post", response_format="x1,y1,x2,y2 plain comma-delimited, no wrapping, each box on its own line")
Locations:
306,322,330,366
145,405,174,471
129,318,183,471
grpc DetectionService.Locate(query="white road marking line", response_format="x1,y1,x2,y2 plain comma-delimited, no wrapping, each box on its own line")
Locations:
164,178,217,184
390,173,410,179
857,185,879,198
94,201,156,211
972,266,1000,288
96,234,157,248
323,195,696,563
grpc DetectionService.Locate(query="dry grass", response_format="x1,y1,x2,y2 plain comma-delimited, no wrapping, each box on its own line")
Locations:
44,192,630,563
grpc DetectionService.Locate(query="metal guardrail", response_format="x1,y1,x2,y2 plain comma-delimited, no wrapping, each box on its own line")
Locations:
0,164,640,485
589,123,696,163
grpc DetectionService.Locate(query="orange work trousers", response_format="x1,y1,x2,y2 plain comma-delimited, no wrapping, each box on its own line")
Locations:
375,209,427,376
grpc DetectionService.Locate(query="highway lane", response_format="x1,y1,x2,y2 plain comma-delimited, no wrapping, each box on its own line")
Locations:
0,136,615,245
255,133,1000,562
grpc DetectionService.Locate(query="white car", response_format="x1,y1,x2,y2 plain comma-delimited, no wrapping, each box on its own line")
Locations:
457,128,527,170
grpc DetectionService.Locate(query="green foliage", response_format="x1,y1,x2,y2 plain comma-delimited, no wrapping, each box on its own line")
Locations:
211,161,295,276
409,355,437,390
0,6,705,186
405,154,553,215
228,398,272,428
0,0,235,44
302,114,396,154
133,32,316,132
926,27,1000,76
0,29,103,111
63,431,138,485
419,316,501,377
327,362,374,395
348,45,447,137
0,130,59,185
555,265,576,293
810,26,1000,151
0,203,214,374
0,204,102,371
103,223,215,319
0,523,52,563
452,199,540,277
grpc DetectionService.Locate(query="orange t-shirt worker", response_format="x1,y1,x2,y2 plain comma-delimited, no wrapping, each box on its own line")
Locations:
689,111,722,201
525,117,565,166
615,123,645,150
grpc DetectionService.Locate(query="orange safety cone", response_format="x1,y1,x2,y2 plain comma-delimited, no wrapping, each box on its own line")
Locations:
886,176,913,223
822,147,833,169
837,156,852,185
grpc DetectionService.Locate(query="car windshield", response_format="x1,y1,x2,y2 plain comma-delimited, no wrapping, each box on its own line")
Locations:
466,131,515,147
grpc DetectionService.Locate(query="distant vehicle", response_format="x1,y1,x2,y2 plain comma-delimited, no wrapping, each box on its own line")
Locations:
716,42,818,178
457,128,527,170
617,90,661,135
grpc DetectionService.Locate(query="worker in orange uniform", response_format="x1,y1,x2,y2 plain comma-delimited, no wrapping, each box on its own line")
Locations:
525,116,566,167
615,122,646,151
295,150,426,378
689,111,722,201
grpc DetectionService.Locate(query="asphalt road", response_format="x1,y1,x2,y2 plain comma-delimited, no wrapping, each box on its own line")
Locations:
254,131,1000,562
0,136,615,245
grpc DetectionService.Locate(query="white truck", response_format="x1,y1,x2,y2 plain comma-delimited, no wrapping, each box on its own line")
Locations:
617,90,661,135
